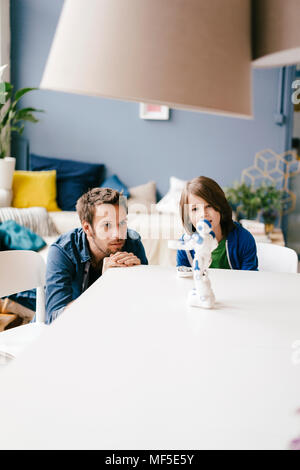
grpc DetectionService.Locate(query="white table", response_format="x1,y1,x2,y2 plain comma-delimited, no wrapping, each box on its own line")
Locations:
0,266,300,450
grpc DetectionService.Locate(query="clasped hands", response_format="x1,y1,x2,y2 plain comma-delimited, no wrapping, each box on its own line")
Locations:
102,251,141,273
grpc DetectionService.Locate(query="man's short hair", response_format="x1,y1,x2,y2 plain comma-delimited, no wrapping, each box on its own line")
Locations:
76,187,127,226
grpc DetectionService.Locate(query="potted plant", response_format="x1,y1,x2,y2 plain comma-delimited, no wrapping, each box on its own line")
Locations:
224,182,262,220
225,181,283,234
257,183,282,235
0,78,43,205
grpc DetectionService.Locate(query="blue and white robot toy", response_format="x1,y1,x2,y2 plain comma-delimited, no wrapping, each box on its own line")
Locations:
169,219,218,309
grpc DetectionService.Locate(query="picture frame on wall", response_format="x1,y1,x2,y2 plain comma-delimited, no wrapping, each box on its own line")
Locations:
139,103,169,120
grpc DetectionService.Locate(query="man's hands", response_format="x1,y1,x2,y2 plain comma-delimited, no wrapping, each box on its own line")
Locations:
102,251,141,274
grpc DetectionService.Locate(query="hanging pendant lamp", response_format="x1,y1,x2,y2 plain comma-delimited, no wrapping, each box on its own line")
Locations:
252,0,300,68
40,0,253,118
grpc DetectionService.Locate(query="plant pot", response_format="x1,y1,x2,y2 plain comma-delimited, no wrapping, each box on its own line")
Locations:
265,223,274,236
0,188,12,207
0,157,16,190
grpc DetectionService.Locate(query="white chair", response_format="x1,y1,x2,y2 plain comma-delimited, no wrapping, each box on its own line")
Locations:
256,242,299,273
0,250,47,362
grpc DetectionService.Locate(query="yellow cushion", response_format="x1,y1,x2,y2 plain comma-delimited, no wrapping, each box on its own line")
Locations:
12,170,61,211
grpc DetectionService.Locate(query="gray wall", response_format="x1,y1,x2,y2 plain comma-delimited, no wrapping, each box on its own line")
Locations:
10,0,290,198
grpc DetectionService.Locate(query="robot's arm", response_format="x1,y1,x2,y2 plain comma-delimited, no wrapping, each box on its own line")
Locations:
168,235,195,252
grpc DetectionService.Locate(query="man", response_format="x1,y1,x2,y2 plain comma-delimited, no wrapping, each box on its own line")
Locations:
46,187,148,323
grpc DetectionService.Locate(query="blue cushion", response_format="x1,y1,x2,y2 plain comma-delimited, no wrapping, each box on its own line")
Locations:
30,154,105,211
0,220,46,251
100,174,130,198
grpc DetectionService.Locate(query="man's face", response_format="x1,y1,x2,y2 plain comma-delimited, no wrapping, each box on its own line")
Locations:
83,203,128,256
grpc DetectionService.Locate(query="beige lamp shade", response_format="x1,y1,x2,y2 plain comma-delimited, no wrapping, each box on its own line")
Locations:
252,0,300,67
40,0,253,118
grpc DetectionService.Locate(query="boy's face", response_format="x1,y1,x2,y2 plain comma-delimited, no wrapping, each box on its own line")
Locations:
83,203,128,256
187,193,221,235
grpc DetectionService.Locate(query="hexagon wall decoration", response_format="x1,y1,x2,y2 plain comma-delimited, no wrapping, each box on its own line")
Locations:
241,149,300,215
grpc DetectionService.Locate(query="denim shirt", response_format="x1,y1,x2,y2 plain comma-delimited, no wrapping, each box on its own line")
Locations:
46,227,148,323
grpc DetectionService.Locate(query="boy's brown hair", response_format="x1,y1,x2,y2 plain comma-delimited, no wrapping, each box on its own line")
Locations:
76,187,127,226
180,176,234,237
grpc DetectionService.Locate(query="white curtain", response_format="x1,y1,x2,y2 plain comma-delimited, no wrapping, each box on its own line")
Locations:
0,0,10,82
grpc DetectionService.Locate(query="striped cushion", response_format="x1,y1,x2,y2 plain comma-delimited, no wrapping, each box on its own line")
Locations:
0,207,59,237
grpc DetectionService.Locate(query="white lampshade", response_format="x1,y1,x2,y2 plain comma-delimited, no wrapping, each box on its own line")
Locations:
40,0,253,118
252,0,300,67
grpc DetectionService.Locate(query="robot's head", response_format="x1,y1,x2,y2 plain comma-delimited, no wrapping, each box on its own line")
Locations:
196,219,216,239
196,219,212,234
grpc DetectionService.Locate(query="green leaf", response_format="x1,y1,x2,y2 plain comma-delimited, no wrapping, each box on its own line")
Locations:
11,124,24,135
0,81,44,146
1,108,15,127
14,107,43,120
10,125,21,132
0,82,13,108
17,114,39,123
13,87,37,103
15,107,43,114
225,180,283,219
3,82,13,100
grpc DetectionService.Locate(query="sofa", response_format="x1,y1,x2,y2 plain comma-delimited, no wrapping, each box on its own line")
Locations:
6,152,189,266
0,205,184,268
